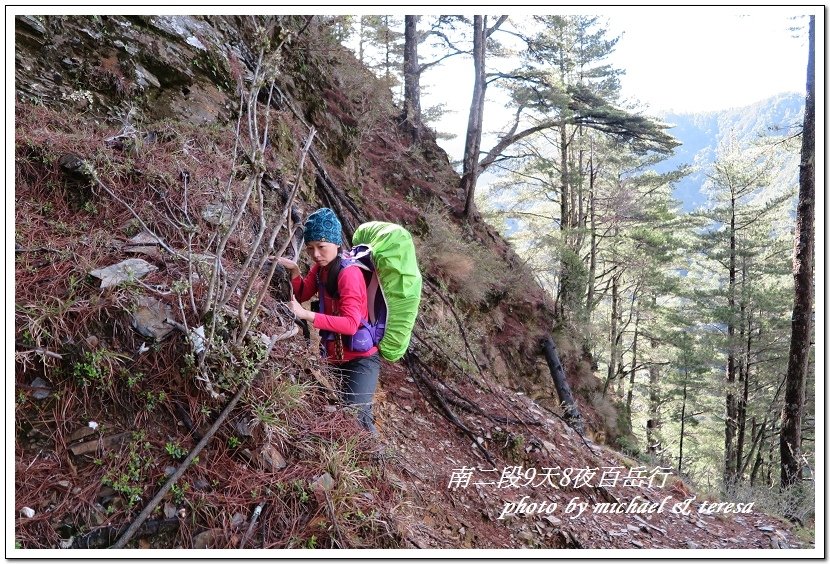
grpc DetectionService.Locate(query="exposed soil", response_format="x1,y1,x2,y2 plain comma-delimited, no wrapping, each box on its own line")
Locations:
375,360,804,550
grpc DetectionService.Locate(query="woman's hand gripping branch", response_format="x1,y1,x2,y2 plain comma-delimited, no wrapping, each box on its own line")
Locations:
276,256,315,323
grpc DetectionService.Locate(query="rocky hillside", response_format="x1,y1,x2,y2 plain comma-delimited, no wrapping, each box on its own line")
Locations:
13,15,804,551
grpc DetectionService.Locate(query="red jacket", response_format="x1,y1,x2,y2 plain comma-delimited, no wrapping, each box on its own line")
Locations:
291,262,378,363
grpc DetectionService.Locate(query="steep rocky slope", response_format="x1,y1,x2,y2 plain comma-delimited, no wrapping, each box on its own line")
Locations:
13,14,803,551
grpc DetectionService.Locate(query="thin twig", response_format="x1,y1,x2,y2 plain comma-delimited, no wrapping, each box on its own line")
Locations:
235,131,315,342
272,324,299,342
163,318,187,333
203,64,264,317
15,343,63,359
409,331,492,394
423,277,486,377
406,353,495,467
14,246,60,254
91,176,185,260
110,334,280,549
440,383,541,427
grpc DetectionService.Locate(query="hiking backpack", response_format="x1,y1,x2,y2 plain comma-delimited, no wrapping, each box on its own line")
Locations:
317,221,422,362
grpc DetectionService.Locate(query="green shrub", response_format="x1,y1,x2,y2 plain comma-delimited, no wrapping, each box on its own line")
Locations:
729,480,815,528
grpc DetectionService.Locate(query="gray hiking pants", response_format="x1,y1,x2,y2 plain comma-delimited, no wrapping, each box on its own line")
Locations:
332,353,380,436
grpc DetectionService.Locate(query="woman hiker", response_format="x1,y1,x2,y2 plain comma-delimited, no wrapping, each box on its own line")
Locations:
277,208,381,437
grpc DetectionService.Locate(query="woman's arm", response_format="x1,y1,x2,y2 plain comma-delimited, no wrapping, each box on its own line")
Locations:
288,263,319,303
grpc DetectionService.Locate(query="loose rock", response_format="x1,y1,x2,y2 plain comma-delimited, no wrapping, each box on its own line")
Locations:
201,203,232,227
131,296,174,340
192,530,217,549
259,444,287,471
90,258,157,288
30,377,51,400
312,472,335,492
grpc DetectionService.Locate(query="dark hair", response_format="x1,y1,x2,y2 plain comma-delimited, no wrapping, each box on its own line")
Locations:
324,248,343,299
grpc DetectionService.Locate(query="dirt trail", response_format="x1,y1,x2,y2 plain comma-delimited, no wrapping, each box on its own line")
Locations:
375,361,804,550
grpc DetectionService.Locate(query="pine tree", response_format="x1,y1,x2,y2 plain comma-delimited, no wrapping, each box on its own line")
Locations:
402,15,422,138
355,16,404,93
692,133,794,489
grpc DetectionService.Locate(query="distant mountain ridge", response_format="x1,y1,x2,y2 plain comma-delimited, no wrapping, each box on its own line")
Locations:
656,92,805,211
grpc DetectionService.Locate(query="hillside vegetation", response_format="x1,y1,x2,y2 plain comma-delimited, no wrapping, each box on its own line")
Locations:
13,15,806,551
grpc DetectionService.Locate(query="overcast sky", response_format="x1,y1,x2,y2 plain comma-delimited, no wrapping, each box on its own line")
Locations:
420,7,818,162
604,8,811,113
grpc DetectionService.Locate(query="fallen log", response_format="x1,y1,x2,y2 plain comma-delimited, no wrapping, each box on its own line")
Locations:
540,335,585,435
72,518,179,549
109,383,248,549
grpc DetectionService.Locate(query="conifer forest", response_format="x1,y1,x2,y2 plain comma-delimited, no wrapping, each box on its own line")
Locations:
13,12,818,552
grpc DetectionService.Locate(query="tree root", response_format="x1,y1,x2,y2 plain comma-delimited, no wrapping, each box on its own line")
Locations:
405,352,495,466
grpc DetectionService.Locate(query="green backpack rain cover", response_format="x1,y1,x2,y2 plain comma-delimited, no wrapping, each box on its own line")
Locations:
351,221,422,362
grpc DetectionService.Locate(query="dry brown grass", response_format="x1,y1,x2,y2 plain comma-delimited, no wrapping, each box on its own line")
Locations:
430,251,475,289
415,204,513,309
14,100,403,550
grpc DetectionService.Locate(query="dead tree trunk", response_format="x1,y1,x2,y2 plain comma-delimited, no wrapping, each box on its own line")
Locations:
603,272,620,395
586,185,597,312
541,336,585,434
736,298,752,480
723,190,739,490
625,312,639,429
460,15,508,220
